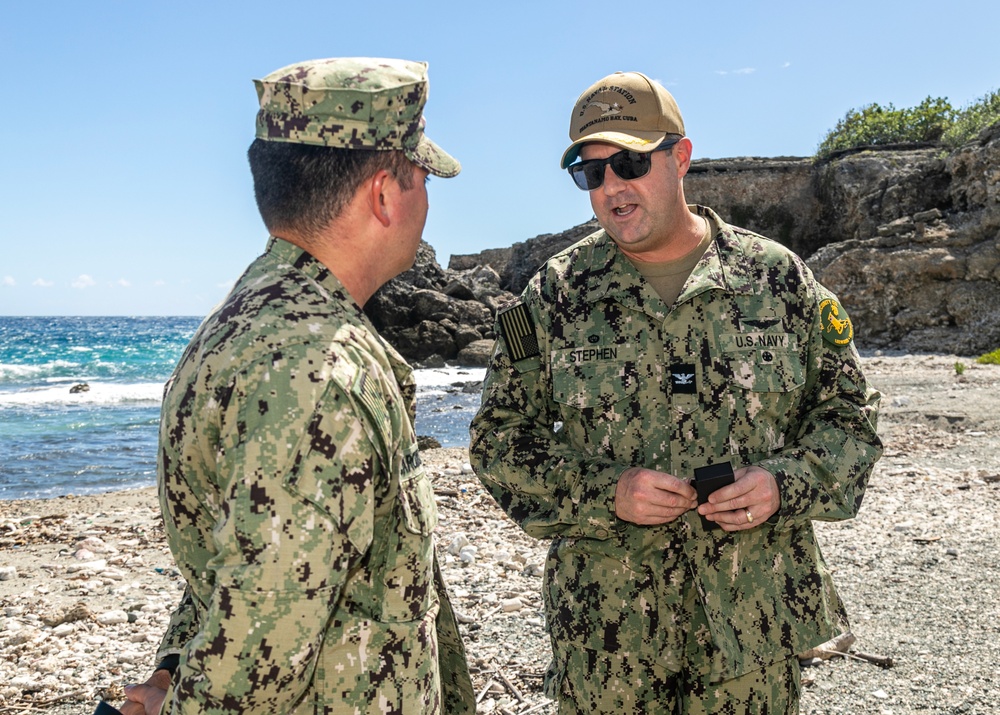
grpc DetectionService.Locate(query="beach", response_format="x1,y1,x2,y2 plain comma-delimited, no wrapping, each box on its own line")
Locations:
2,353,999,714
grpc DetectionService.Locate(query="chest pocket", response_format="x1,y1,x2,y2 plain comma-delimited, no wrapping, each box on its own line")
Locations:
718,329,805,394
716,335,806,460
550,347,640,411
726,348,805,394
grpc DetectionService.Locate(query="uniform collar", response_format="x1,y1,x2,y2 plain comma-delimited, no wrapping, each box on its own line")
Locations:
263,236,415,392
264,236,357,309
582,205,757,317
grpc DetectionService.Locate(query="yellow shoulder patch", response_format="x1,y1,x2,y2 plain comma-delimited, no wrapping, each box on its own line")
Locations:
819,298,854,347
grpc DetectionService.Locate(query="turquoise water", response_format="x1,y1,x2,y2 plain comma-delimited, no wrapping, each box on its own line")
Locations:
0,317,483,500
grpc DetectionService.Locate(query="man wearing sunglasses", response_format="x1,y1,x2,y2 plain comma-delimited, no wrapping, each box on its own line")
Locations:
470,71,882,713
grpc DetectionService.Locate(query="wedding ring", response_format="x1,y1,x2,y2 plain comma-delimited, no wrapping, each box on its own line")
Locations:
745,509,754,524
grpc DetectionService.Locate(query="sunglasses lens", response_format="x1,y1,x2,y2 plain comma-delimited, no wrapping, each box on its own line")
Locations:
570,163,601,190
611,151,651,181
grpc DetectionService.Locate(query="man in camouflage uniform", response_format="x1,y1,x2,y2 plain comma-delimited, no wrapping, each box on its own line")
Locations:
469,71,882,713
122,57,474,715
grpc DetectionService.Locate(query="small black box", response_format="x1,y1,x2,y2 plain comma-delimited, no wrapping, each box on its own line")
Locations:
693,461,735,530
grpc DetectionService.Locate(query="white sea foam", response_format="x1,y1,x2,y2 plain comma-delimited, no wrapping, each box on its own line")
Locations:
412,366,485,396
0,381,165,407
0,370,483,408
0,360,81,380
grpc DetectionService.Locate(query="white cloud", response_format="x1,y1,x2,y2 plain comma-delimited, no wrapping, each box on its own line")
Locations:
33,278,54,288
216,279,235,290
2,276,14,287
716,67,757,76
72,274,97,289
153,279,167,287
781,61,792,69
116,278,131,288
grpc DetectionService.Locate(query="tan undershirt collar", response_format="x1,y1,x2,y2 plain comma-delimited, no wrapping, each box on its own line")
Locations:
627,216,713,306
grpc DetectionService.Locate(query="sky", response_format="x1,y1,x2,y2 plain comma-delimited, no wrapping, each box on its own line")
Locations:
2,0,998,317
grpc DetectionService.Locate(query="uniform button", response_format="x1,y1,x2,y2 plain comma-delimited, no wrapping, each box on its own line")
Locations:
595,528,609,538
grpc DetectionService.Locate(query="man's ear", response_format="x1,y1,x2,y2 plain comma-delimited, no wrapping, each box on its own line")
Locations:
368,169,392,228
674,137,694,179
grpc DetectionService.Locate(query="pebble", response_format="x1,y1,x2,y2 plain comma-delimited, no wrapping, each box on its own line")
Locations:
500,598,524,613
447,533,471,555
66,559,106,574
96,610,128,626
9,676,41,691
78,536,114,553
523,563,545,578
52,623,76,637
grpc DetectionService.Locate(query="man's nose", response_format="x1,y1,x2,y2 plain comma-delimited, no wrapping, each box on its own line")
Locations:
600,163,626,194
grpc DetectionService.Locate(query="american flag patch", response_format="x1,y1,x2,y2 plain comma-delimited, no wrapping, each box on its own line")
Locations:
497,303,540,362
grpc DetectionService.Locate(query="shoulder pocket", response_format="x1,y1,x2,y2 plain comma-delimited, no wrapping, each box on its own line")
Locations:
398,443,438,536
279,380,377,556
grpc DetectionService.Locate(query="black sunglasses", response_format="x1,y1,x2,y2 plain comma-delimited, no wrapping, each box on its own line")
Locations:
567,139,680,191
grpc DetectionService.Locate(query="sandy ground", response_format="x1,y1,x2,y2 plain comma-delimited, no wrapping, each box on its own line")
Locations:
1,352,998,714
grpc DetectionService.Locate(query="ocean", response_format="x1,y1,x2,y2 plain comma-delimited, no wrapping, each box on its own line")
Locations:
0,316,485,501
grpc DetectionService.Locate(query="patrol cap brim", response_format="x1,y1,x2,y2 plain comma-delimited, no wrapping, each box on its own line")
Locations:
407,128,461,178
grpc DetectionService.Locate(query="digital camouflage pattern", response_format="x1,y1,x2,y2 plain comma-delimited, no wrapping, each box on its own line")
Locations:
155,237,474,714
555,647,801,714
469,205,882,712
254,57,460,178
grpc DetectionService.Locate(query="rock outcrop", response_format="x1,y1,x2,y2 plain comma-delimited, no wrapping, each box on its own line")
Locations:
374,122,1000,364
806,124,1000,355
364,242,516,366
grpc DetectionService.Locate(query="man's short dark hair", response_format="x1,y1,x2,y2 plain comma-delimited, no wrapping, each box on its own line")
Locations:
247,139,415,238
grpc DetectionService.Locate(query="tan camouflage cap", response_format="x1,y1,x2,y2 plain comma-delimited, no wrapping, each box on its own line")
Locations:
254,57,460,178
560,71,685,168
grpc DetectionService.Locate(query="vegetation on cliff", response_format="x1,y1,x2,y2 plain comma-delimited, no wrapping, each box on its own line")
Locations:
817,89,1000,157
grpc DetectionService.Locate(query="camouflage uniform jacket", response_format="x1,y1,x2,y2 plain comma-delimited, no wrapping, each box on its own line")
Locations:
155,237,474,714
470,205,882,683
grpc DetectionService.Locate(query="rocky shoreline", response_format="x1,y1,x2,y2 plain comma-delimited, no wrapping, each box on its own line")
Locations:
1,353,998,714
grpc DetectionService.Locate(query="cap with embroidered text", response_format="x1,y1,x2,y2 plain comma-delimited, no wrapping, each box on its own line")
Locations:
561,71,685,169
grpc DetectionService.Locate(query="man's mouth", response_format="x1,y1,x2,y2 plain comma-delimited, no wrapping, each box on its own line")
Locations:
613,203,636,217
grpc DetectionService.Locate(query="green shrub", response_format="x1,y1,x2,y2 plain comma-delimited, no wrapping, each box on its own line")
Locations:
818,89,1000,157
942,89,1000,146
954,361,966,376
976,348,1000,365
817,96,953,157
